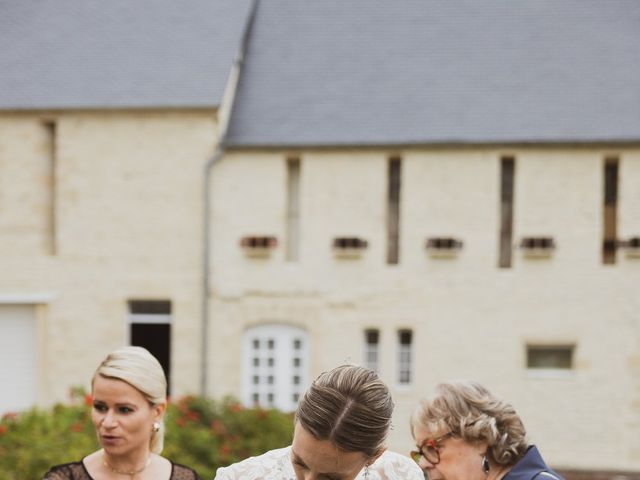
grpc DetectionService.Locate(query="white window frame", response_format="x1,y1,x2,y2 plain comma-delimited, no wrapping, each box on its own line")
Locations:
364,329,380,374
242,324,309,411
397,329,413,386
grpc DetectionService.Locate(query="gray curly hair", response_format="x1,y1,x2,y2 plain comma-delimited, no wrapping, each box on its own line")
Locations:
411,380,528,466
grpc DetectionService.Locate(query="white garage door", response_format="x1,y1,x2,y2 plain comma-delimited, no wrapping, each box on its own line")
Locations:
0,304,37,413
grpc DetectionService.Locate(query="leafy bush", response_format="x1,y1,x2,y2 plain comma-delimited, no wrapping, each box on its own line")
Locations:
0,389,293,480
163,395,293,477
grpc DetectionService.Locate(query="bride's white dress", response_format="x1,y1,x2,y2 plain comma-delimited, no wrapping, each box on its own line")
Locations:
214,446,423,480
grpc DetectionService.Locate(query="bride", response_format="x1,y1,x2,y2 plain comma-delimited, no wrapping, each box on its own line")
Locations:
215,365,423,480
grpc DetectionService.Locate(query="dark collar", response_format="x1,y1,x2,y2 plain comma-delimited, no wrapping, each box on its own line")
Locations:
504,446,560,480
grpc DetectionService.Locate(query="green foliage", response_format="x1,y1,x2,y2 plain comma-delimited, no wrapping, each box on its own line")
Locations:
163,395,294,478
0,389,293,480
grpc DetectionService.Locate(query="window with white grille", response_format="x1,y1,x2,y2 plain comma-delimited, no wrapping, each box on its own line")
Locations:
397,329,413,385
364,329,380,373
242,324,308,411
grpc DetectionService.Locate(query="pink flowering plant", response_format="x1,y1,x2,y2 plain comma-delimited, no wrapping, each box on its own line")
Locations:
0,388,96,480
0,388,293,480
163,395,293,477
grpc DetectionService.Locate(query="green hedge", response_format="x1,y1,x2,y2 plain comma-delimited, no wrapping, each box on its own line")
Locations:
0,389,294,480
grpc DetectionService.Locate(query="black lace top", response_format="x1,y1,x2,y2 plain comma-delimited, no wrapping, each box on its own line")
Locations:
43,460,201,480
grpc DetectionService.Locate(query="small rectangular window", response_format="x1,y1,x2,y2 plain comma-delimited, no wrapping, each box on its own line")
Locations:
364,329,380,373
43,120,57,255
499,156,515,268
603,157,619,265
387,157,402,264
397,329,413,385
128,299,172,394
527,345,574,370
129,300,171,315
286,157,301,262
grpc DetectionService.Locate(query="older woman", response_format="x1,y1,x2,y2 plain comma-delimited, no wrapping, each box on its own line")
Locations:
44,346,201,480
215,364,423,480
410,380,562,480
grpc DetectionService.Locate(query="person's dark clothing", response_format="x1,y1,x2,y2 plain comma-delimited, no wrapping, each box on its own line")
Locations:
504,446,564,480
43,460,201,480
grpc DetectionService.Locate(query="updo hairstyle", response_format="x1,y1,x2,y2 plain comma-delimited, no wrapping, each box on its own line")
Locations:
93,346,167,454
295,364,393,458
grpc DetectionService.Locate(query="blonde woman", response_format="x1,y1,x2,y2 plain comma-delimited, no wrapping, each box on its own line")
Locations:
44,346,201,480
215,365,423,480
410,380,562,480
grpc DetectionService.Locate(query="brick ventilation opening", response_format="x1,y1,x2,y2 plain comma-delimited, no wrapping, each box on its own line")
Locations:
333,237,368,250
520,237,555,249
625,237,640,248
426,237,463,250
240,236,278,249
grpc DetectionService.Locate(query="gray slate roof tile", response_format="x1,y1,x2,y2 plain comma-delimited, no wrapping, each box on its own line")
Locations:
3,0,639,145
225,0,640,146
0,0,251,109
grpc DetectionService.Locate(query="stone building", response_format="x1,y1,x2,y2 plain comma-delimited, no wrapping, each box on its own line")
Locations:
1,1,639,476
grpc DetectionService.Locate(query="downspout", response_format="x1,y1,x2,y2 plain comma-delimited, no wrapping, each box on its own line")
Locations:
201,0,259,396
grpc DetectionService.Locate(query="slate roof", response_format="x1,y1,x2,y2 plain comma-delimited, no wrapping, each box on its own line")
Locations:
225,0,640,147
0,0,252,109
2,1,639,145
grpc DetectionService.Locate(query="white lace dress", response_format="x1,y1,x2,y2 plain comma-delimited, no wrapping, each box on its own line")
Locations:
213,446,423,480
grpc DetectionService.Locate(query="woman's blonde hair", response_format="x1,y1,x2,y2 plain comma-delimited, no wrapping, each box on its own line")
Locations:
295,364,393,457
411,380,527,466
92,346,167,454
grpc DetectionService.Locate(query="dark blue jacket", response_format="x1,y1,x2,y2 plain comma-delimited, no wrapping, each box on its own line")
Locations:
504,446,564,480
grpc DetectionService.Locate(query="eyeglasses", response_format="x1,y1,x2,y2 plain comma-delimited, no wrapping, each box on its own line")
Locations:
410,432,454,465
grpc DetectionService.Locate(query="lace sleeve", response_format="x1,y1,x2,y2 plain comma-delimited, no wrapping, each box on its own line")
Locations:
367,451,424,480
213,448,422,480
42,462,89,480
213,447,294,480
42,470,68,480
171,462,203,479
213,466,233,480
